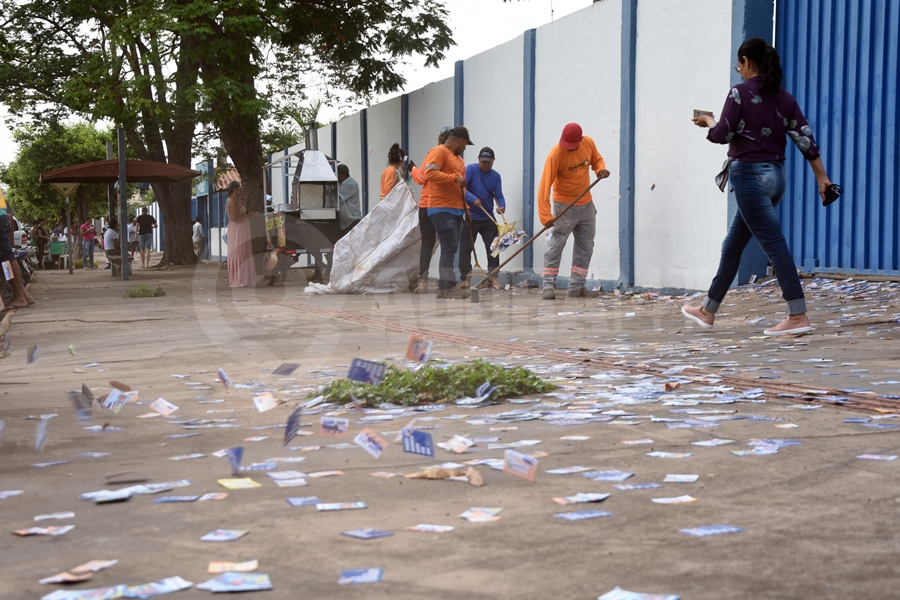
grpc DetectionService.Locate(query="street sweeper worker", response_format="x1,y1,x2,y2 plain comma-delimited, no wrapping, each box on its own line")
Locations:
460,146,506,290
538,122,610,300
422,126,474,300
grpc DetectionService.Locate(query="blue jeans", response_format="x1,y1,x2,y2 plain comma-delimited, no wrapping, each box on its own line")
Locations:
429,211,463,290
703,161,806,315
82,239,95,268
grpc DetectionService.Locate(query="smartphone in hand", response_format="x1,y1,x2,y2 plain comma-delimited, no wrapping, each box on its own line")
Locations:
693,109,714,118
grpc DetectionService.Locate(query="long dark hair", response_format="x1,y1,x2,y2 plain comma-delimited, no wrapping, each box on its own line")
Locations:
387,143,404,166
738,37,783,94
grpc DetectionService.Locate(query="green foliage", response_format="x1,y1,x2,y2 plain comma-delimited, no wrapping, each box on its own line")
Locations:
123,284,166,298
0,122,115,223
316,360,555,407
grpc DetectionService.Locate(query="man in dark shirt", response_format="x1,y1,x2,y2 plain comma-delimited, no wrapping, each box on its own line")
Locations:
135,207,157,269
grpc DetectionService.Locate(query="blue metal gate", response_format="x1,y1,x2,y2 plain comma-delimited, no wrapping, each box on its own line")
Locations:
776,0,899,275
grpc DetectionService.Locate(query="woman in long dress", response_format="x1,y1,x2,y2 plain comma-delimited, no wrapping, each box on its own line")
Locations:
225,181,258,288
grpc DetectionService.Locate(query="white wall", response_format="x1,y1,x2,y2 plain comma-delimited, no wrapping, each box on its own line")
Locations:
335,116,363,210
532,1,622,283
633,0,733,289
463,35,526,272
366,97,403,208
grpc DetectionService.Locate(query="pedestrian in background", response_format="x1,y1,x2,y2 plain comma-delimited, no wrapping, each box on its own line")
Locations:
127,217,138,260
80,219,96,270
410,127,455,294
682,37,834,336
538,123,610,300
136,206,157,269
225,181,258,288
460,146,506,290
32,218,50,269
192,217,206,259
337,164,361,237
423,126,473,299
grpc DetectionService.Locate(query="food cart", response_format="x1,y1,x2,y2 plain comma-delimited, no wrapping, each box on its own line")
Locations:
262,128,342,284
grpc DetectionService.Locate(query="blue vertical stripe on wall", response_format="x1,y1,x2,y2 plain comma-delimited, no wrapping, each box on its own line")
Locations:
360,109,369,215
331,122,337,160
732,0,775,284
776,0,899,274
522,29,537,275
454,61,464,127
618,0,637,288
401,94,410,157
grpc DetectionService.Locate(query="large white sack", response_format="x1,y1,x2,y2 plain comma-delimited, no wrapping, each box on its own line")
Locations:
330,181,421,294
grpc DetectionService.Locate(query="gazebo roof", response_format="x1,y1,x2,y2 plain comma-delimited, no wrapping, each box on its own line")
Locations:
41,159,201,184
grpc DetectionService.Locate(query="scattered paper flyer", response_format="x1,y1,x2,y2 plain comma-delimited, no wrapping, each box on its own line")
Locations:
598,586,680,600
286,496,320,507
40,584,127,599
209,559,258,574
200,529,248,542
341,528,394,540
217,368,232,388
692,439,735,447
647,452,692,458
582,470,634,482
0,490,24,500
320,416,349,437
253,392,278,413
13,525,75,536
307,470,344,478
226,447,244,475
652,495,698,504
70,560,118,574
663,474,699,483
273,363,300,376
35,421,49,452
338,568,383,585
196,573,272,592
348,358,387,384
552,493,610,505
503,449,538,481
560,435,590,441
615,483,663,491
622,439,654,445
402,428,435,457
857,454,898,460
555,510,613,521
459,507,503,523
34,512,75,521
405,335,433,363
354,428,388,458
149,398,178,416
27,344,38,364
217,478,261,490
317,502,367,511
406,524,454,533
39,571,94,584
123,576,193,598
680,524,744,537
441,435,475,454
284,406,304,446
198,493,227,501
546,466,595,475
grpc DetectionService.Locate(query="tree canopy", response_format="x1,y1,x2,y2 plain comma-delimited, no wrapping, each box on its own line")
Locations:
0,0,454,266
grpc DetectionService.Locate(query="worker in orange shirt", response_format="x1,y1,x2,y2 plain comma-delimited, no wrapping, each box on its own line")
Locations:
422,126,474,299
538,122,610,300
380,143,407,199
410,127,456,294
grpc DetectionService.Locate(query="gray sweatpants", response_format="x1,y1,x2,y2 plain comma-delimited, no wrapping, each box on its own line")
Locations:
542,200,596,291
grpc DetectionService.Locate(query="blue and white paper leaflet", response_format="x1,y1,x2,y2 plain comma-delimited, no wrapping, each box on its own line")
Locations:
284,406,303,446
597,586,680,600
339,568,383,584
402,428,434,457
680,525,744,537
348,359,386,384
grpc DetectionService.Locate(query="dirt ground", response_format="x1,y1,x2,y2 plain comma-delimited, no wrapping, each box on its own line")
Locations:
2,260,900,600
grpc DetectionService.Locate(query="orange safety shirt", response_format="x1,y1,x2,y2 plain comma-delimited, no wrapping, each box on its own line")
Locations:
537,135,606,227
380,166,401,200
421,145,466,210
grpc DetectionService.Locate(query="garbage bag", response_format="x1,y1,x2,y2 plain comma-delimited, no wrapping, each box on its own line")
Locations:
330,182,421,294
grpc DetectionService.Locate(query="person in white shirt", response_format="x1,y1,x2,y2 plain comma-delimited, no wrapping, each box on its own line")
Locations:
192,217,206,259
127,218,138,259
103,218,120,269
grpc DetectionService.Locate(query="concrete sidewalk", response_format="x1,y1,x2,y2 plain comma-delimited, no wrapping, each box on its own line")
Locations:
1,264,899,599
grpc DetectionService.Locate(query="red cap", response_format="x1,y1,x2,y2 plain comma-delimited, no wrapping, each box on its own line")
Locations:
559,123,583,150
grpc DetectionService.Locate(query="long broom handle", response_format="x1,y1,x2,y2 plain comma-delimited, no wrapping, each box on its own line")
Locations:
475,177,604,289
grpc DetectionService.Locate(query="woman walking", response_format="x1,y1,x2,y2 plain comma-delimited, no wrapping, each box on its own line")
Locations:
32,218,50,269
682,37,834,336
225,181,258,288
